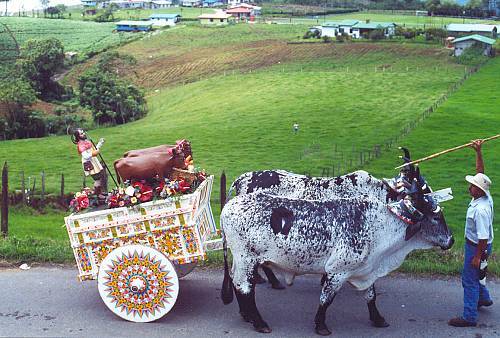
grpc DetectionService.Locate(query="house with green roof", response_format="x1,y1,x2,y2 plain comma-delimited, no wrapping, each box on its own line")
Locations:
352,21,396,39
320,19,396,39
451,34,496,57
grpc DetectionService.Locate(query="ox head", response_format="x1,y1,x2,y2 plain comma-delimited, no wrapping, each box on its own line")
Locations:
404,169,454,250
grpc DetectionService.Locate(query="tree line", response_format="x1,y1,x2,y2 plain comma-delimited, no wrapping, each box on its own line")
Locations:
259,0,498,17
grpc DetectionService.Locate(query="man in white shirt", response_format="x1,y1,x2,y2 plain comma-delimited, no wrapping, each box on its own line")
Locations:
449,139,494,327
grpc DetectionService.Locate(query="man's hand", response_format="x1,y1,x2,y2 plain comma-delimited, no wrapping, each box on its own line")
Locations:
96,138,105,150
470,139,484,152
471,255,481,269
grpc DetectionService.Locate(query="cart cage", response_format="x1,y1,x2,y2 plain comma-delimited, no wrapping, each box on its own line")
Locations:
65,176,216,281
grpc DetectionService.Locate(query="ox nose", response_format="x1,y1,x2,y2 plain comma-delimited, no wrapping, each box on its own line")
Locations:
442,236,454,250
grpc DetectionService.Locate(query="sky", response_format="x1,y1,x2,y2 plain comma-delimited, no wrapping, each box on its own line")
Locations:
2,0,82,13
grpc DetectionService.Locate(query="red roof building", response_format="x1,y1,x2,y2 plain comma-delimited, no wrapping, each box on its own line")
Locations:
225,6,252,19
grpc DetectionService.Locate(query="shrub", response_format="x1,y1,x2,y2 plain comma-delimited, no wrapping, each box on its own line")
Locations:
369,29,385,40
322,35,332,43
425,28,447,42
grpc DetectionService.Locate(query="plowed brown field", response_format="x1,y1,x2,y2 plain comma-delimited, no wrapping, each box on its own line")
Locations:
63,37,450,92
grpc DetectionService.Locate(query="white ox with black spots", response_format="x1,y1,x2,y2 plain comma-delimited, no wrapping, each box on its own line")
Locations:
220,172,454,335
229,169,400,287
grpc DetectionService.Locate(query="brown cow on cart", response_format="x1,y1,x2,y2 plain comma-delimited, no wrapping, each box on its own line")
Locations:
114,141,191,184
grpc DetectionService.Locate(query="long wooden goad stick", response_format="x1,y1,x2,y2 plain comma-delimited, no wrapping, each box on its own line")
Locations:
395,134,500,169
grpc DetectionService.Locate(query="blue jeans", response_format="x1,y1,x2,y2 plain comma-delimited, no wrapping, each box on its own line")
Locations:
462,241,493,323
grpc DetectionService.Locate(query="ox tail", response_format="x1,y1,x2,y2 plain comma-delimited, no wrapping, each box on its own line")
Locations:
221,218,234,305
220,172,233,305
113,160,122,186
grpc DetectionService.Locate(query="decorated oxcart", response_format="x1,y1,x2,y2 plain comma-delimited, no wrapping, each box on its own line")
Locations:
64,175,220,322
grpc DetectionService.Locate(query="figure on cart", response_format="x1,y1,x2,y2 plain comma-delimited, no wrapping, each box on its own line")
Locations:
71,128,107,197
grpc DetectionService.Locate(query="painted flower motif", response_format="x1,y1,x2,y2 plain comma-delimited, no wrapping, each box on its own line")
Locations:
131,197,138,204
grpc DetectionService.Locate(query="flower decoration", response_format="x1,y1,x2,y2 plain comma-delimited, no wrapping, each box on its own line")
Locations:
69,189,96,213
70,165,209,213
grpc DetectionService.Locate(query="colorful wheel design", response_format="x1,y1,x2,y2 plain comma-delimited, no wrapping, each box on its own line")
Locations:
97,245,179,322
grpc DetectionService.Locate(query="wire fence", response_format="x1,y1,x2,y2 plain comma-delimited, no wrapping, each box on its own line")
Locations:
302,63,482,177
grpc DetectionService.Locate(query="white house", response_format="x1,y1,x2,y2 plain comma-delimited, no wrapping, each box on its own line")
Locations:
182,0,201,7
149,13,181,26
452,34,496,56
227,0,250,7
320,22,339,37
150,0,173,8
320,20,359,37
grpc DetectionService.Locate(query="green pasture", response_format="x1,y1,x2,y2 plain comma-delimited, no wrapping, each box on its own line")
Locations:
0,17,135,55
270,11,497,28
364,57,500,274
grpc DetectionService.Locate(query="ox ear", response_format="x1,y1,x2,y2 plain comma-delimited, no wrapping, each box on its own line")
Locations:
405,222,421,241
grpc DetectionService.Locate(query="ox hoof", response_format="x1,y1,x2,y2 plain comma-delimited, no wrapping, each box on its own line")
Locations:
254,323,272,334
372,318,390,328
315,324,332,336
239,311,252,323
271,282,286,290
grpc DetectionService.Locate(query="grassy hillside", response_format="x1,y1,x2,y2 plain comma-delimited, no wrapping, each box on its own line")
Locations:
364,57,500,274
0,17,135,55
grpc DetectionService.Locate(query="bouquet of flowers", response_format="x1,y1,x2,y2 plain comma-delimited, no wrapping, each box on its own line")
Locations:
69,188,99,213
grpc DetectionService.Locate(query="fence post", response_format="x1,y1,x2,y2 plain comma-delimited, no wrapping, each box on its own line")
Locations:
41,170,45,207
21,170,26,205
220,171,226,212
1,162,8,238
60,173,65,205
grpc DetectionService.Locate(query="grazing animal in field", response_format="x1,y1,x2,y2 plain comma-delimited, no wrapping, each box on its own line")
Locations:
220,177,453,335
123,140,192,158
113,150,187,184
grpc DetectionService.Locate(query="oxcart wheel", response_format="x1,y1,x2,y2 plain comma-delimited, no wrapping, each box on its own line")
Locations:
97,245,179,323
175,262,197,279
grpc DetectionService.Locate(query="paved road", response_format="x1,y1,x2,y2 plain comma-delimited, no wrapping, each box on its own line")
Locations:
0,266,499,337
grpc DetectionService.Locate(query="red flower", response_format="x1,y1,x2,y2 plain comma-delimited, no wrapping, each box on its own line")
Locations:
155,180,165,194
133,181,153,202
178,179,191,193
77,195,89,209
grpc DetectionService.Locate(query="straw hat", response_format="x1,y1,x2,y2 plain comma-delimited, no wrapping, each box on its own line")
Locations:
465,173,491,195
